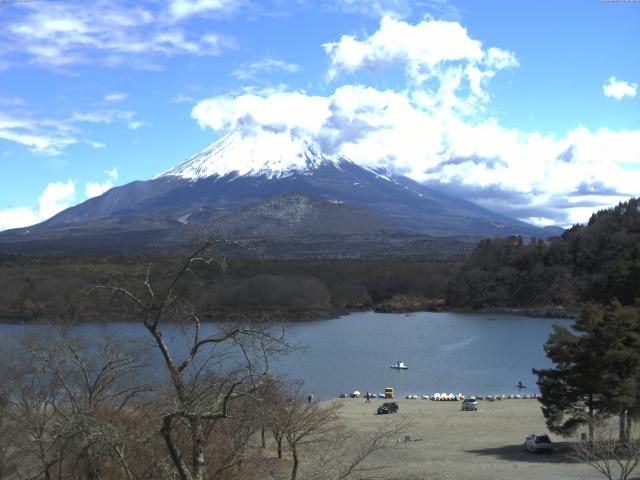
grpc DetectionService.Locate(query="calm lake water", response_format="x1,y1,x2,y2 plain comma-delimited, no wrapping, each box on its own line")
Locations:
0,311,572,400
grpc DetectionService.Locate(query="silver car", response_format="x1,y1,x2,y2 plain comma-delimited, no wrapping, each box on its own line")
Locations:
461,397,478,411
524,433,552,452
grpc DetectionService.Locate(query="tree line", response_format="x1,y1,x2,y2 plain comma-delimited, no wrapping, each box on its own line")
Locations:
447,198,640,311
0,253,460,322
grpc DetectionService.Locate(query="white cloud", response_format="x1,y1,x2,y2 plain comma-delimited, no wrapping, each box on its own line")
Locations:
104,92,128,102
127,120,148,130
85,181,113,199
0,208,40,232
86,167,119,199
168,0,241,19
319,0,413,18
603,76,637,100
0,113,79,155
0,170,124,230
85,140,106,149
324,17,483,78
0,180,76,231
485,47,518,70
192,77,640,226
38,180,76,219
71,108,147,132
189,13,636,228
105,167,119,179
0,1,232,69
323,16,516,82
173,93,196,103
323,16,517,116
192,91,331,135
71,109,135,124
0,108,143,155
231,58,300,80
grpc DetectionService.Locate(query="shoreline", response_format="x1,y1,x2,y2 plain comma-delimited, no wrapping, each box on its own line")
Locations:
0,306,578,325
0,303,578,324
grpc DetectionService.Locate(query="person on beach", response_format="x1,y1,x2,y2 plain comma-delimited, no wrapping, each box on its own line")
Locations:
516,381,526,393
307,393,313,404
365,392,371,403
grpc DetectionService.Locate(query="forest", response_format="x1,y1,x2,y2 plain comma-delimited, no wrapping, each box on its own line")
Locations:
0,253,459,322
0,197,638,322
446,198,640,312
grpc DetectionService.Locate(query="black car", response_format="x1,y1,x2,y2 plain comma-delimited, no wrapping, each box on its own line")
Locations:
377,402,399,414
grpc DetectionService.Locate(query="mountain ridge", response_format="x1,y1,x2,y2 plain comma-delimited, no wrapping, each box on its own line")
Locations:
0,133,563,256
154,132,355,180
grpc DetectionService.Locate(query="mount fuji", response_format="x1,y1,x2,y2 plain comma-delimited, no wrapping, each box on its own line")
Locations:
0,132,561,256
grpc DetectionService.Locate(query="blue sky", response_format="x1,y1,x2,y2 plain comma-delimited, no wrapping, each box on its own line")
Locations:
0,0,638,230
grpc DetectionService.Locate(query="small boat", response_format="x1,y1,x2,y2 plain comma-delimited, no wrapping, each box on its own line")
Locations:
390,361,409,370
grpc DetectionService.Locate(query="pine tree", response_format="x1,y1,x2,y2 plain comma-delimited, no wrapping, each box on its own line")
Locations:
594,302,640,444
534,303,640,441
534,313,602,440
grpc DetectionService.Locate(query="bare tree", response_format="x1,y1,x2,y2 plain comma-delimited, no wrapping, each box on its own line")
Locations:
1,334,68,480
0,383,17,480
573,419,640,480
0,329,158,480
280,395,339,480
92,241,290,480
264,387,414,480
258,379,290,460
307,418,414,480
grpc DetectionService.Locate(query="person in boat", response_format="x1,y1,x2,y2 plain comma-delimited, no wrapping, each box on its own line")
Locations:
516,381,526,393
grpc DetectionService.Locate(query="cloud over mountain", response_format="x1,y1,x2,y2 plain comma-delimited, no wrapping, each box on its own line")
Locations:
0,180,76,231
189,16,640,227
1,3,638,232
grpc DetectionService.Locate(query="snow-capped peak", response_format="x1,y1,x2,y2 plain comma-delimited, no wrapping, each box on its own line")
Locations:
154,131,350,180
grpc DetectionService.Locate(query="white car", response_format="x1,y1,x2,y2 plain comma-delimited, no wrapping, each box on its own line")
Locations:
461,397,478,411
524,433,552,452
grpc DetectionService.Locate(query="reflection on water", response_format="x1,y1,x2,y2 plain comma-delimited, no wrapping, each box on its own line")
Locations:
0,311,572,400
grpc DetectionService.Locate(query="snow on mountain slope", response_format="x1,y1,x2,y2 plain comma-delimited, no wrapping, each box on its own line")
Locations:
155,131,350,180
0,129,564,255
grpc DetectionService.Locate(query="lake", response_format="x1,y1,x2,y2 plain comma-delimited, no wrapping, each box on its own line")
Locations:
0,311,572,400
278,311,571,399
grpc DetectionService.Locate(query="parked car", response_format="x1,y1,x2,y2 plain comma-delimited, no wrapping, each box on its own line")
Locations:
461,397,478,411
524,433,552,452
377,402,399,414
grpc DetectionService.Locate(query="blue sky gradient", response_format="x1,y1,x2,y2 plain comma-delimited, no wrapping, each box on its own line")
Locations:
0,0,638,230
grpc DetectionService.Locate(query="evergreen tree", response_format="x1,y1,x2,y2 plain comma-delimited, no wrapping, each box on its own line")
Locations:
535,303,640,441
595,302,640,443
534,307,603,440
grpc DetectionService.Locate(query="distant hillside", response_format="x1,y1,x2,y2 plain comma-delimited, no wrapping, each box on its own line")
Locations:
446,198,640,310
0,132,560,256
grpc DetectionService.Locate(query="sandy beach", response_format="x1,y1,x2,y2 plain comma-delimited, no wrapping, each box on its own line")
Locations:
322,397,602,480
